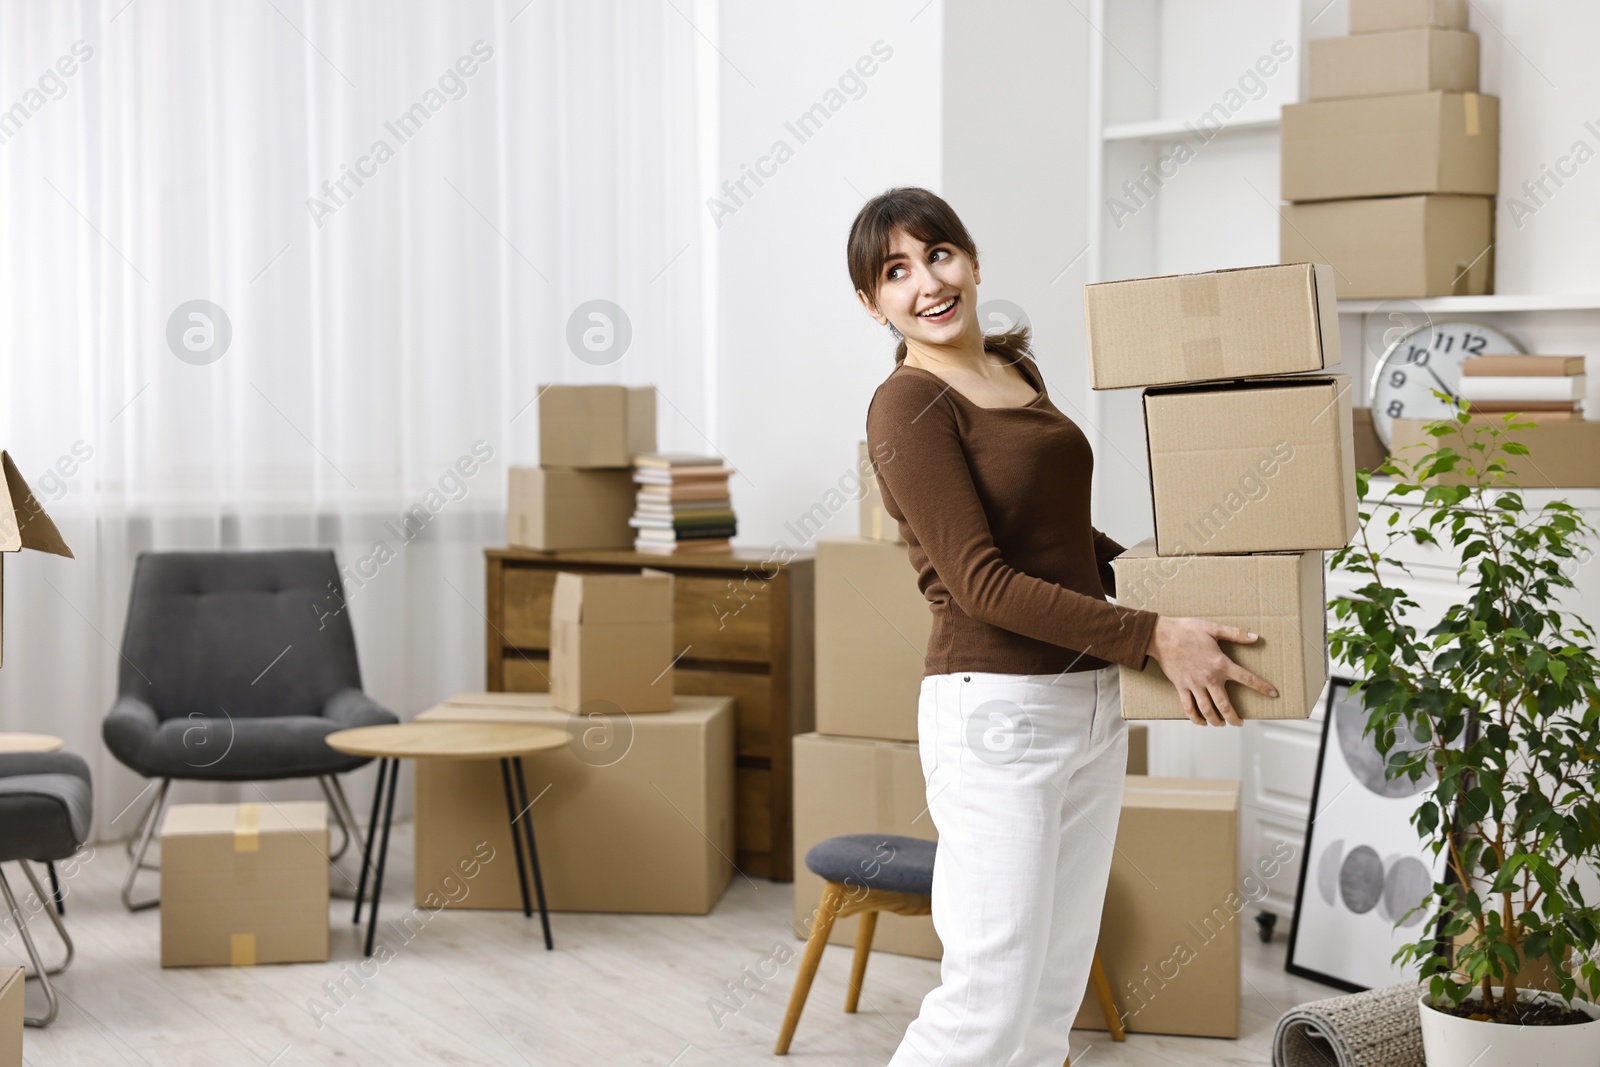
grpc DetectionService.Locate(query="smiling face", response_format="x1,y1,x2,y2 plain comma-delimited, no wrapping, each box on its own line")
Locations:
857,228,981,357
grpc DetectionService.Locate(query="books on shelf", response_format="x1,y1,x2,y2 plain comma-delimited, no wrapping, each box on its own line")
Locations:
1458,356,1587,420
630,452,736,555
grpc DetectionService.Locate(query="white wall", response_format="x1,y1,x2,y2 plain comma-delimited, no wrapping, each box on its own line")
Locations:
715,2,943,553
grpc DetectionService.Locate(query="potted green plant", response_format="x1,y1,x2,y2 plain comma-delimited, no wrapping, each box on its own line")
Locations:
1327,400,1600,1067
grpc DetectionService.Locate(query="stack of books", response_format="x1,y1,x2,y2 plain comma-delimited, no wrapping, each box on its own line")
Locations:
1460,356,1587,421
630,453,736,555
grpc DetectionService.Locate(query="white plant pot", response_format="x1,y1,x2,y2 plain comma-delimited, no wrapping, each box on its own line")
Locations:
1418,987,1600,1067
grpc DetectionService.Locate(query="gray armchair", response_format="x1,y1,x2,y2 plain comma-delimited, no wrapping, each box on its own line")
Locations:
103,550,396,909
0,750,91,1026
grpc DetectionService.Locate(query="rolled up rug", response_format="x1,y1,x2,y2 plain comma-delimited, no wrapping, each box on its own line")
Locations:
1273,982,1428,1067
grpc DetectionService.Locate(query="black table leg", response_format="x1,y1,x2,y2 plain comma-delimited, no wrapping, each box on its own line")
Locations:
363,759,401,957
46,861,63,916
354,757,389,924
499,759,533,918
512,757,553,950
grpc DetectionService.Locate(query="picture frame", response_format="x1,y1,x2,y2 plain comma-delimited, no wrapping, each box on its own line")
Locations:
1285,676,1467,991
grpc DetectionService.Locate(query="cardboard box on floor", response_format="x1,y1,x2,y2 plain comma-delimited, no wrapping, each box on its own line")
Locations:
0,451,76,667
1349,0,1467,33
1144,375,1357,555
1309,28,1477,100
815,538,929,742
1282,92,1498,202
1085,264,1340,391
791,728,1150,963
538,384,656,468
1072,776,1241,1039
550,569,675,712
159,802,328,967
1112,542,1326,720
1391,417,1600,488
1280,195,1494,299
857,441,905,544
507,467,635,550
0,967,19,1067
412,692,734,914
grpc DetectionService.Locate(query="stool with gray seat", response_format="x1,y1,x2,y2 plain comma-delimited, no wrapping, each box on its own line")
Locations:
777,833,1127,1063
103,550,397,910
0,751,92,1027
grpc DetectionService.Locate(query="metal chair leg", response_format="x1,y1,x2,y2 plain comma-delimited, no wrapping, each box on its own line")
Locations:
318,777,352,861
0,865,61,1027
46,861,64,916
327,774,366,863
17,862,73,977
120,779,171,911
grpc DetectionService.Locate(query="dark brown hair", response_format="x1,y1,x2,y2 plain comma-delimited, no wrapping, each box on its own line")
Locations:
846,186,1031,366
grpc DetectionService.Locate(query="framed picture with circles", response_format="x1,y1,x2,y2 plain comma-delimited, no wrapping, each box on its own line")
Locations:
1285,677,1471,992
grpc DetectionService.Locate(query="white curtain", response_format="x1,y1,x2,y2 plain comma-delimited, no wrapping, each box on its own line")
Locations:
0,0,714,837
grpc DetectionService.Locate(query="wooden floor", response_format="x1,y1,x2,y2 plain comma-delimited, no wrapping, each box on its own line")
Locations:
12,823,1345,1066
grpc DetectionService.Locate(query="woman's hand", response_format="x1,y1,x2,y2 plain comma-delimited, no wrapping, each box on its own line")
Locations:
1146,617,1278,727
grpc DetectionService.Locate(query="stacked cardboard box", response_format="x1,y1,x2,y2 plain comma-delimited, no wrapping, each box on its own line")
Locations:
507,385,656,550
1279,0,1498,298
1086,263,1353,720
549,569,676,712
629,453,738,555
792,445,1149,961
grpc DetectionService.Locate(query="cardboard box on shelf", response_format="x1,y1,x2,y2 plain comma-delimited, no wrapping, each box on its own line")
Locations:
1349,0,1467,33
159,802,329,967
792,732,939,960
1144,375,1357,555
1085,264,1340,391
815,538,929,742
1309,28,1477,100
506,467,636,551
1111,543,1326,721
1072,776,1242,1038
0,967,19,1067
857,441,905,544
538,384,656,468
549,569,675,712
1352,408,1391,473
1280,195,1493,299
1281,92,1498,202
1391,417,1600,488
413,692,734,914
0,451,76,667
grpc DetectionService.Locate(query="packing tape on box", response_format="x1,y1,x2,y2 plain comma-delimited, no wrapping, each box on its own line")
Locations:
234,802,260,853
230,932,256,966
1463,91,1480,136
1179,275,1225,381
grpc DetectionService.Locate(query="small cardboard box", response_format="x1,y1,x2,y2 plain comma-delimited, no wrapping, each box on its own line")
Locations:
506,467,635,550
1111,542,1326,721
1282,91,1498,202
0,967,20,1067
1144,376,1357,555
815,538,929,742
159,802,329,967
857,441,905,544
1085,264,1340,391
538,385,656,468
1072,776,1241,1038
1309,28,1477,100
1391,417,1600,488
549,569,675,712
1352,408,1391,473
792,733,940,960
1350,0,1467,33
0,451,76,667
1280,195,1493,299
413,692,734,914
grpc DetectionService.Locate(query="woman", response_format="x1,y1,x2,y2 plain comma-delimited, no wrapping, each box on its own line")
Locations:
852,186,1276,1066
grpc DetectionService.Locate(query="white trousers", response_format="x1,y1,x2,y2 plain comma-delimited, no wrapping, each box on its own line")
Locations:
887,666,1128,1067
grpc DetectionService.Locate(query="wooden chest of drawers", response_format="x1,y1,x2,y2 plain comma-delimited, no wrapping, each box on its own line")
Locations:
484,547,814,880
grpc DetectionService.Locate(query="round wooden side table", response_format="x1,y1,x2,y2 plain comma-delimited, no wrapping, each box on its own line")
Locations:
325,721,567,957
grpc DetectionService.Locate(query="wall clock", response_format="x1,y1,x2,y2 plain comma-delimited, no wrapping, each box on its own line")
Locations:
1368,321,1522,449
